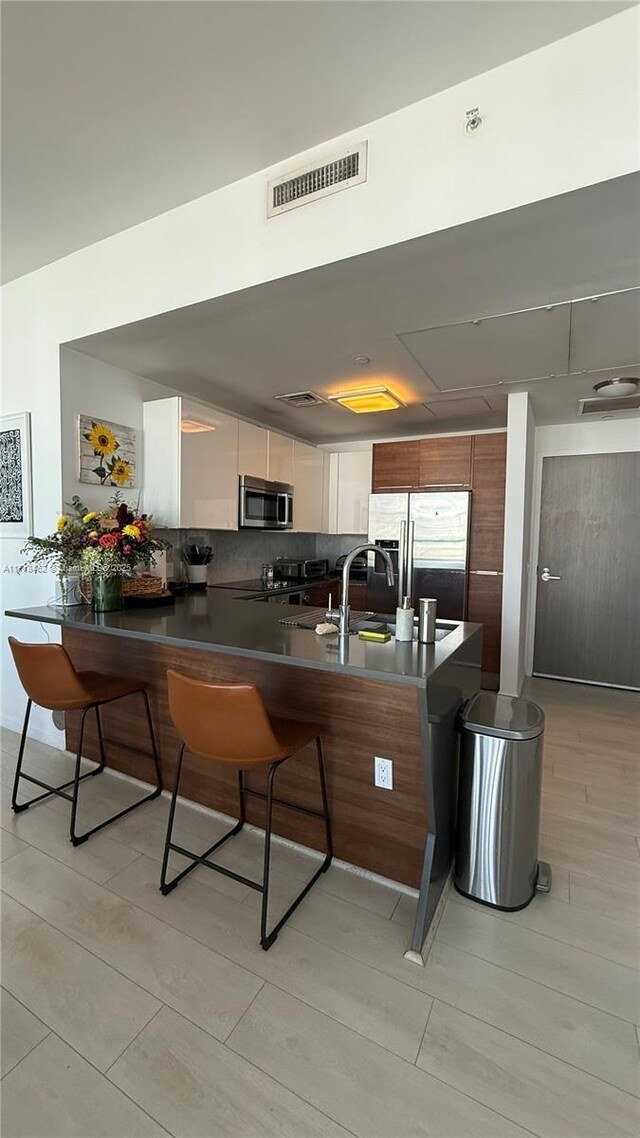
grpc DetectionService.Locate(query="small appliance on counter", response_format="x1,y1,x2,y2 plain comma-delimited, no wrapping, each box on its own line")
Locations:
335,552,367,582
274,558,328,581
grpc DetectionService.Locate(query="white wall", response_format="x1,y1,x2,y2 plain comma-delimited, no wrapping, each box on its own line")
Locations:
500,393,536,695
524,417,640,675
2,9,639,742
60,348,176,513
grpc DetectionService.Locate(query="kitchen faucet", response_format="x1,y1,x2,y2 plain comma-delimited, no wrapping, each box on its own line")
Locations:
326,544,395,637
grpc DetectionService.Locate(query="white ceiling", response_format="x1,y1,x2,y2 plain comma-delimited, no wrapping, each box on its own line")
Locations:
2,0,633,282
68,173,640,441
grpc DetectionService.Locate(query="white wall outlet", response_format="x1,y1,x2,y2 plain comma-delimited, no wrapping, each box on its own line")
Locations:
374,756,393,790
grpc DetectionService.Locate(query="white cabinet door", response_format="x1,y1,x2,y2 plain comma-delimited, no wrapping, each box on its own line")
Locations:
268,432,294,484
144,397,240,530
337,451,372,534
293,441,325,532
180,407,239,530
143,398,181,527
238,421,268,480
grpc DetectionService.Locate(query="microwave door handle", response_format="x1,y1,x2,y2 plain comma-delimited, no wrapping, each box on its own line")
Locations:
277,492,289,527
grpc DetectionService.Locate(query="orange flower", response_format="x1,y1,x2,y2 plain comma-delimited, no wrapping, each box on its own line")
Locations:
98,533,119,549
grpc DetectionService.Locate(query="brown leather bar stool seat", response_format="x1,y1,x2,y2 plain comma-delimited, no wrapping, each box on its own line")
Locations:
161,669,333,950
8,638,162,845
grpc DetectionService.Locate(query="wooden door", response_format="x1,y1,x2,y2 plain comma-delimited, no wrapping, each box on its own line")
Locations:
533,452,640,688
418,436,472,489
372,441,419,491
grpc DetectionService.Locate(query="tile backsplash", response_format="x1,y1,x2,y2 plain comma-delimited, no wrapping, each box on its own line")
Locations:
161,530,367,583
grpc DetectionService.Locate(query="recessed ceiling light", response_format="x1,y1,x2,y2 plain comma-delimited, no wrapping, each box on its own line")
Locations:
181,419,216,433
593,377,640,398
329,386,404,414
352,355,371,366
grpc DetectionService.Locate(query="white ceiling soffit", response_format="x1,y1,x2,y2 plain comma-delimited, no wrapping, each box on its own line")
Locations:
422,396,497,418
2,0,634,282
398,288,640,393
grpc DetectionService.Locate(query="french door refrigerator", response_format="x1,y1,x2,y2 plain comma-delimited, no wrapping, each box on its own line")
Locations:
367,491,471,618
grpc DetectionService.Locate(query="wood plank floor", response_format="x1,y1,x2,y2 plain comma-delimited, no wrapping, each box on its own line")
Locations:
1,676,639,1137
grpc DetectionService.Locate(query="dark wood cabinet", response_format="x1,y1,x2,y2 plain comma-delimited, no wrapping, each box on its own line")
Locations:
418,435,472,488
468,433,507,572
467,573,503,680
306,581,368,611
372,441,419,491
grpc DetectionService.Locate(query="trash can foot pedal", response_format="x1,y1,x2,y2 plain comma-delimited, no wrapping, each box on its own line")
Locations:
535,861,552,894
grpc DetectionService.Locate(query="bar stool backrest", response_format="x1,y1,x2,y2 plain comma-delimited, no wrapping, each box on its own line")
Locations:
8,637,83,710
167,669,284,763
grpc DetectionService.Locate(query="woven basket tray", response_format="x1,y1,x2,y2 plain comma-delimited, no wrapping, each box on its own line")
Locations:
121,574,164,597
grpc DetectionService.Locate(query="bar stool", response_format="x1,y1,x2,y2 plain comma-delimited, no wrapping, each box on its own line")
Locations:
8,637,162,845
161,669,333,950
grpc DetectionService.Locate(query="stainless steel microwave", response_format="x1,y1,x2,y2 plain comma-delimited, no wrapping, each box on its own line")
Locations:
239,475,294,530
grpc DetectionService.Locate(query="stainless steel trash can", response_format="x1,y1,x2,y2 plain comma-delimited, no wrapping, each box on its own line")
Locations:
455,692,549,910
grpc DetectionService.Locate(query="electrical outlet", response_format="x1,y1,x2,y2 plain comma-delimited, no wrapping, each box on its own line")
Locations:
374,756,393,790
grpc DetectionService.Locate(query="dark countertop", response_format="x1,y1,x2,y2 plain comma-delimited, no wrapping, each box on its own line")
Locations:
5,588,481,688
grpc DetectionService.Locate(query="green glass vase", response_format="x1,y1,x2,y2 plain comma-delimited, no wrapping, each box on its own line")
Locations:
92,575,123,613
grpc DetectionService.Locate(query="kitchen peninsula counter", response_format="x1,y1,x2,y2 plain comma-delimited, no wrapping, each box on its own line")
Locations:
6,590,482,959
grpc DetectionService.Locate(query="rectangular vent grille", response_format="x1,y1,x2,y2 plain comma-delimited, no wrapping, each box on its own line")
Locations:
578,394,640,414
275,391,326,408
268,143,367,217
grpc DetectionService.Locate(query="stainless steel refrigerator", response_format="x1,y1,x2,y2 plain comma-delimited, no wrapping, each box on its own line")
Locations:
367,491,471,618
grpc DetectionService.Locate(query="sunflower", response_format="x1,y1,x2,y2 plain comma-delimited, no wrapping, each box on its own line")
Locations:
82,511,98,523
87,423,117,457
56,515,69,531
122,524,140,539
110,459,132,486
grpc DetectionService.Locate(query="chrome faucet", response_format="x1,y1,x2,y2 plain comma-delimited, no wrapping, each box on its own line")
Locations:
326,544,395,637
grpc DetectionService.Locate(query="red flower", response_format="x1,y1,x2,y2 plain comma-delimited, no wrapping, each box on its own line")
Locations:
123,544,132,554
99,533,119,548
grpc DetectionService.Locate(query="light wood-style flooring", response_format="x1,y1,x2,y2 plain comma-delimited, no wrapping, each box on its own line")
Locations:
1,676,638,1137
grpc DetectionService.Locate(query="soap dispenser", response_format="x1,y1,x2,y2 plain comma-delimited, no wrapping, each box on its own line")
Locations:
395,595,415,642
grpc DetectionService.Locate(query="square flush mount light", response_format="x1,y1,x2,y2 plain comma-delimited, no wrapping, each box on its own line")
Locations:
329,386,404,414
181,419,216,433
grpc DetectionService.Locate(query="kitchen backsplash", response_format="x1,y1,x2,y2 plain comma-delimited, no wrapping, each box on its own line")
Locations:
161,530,366,583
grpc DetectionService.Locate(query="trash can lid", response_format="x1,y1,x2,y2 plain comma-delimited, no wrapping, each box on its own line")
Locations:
462,692,545,740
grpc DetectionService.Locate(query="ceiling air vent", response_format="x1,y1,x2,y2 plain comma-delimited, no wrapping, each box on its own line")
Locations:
275,391,326,408
578,394,640,415
267,143,367,217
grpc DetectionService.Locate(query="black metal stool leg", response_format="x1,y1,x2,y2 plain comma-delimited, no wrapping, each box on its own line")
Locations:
69,707,90,844
316,735,333,868
93,705,107,775
260,760,281,950
141,690,163,795
160,743,185,893
11,699,32,812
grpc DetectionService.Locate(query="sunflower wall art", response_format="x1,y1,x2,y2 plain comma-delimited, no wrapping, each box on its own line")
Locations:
78,415,137,488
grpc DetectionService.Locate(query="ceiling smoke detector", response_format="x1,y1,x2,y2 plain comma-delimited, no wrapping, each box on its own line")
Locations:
592,377,640,398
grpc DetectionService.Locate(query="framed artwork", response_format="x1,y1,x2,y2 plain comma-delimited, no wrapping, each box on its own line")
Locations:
78,414,137,487
0,411,33,539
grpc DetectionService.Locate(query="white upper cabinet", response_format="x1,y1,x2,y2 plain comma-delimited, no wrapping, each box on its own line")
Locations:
326,450,372,534
267,432,294,484
238,421,269,480
292,441,325,532
143,397,239,530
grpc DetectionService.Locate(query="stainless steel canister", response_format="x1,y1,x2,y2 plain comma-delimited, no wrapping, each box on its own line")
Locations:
418,597,437,643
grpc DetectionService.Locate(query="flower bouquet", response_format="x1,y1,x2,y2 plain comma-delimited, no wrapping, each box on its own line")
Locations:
22,495,168,612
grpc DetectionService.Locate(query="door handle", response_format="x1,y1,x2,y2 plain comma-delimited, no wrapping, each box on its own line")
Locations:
540,567,562,582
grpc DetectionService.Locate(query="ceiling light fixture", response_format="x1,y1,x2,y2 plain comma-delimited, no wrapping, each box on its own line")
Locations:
329,386,404,414
593,377,640,398
181,419,216,433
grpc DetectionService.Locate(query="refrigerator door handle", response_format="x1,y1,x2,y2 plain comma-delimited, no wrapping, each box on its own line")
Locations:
405,520,415,604
397,520,406,606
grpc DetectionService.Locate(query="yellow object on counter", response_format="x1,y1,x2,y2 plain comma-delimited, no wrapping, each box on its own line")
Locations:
358,629,391,643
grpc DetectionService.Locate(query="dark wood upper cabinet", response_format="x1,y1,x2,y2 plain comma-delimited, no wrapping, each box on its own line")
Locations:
418,436,473,488
371,441,420,491
468,433,507,572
